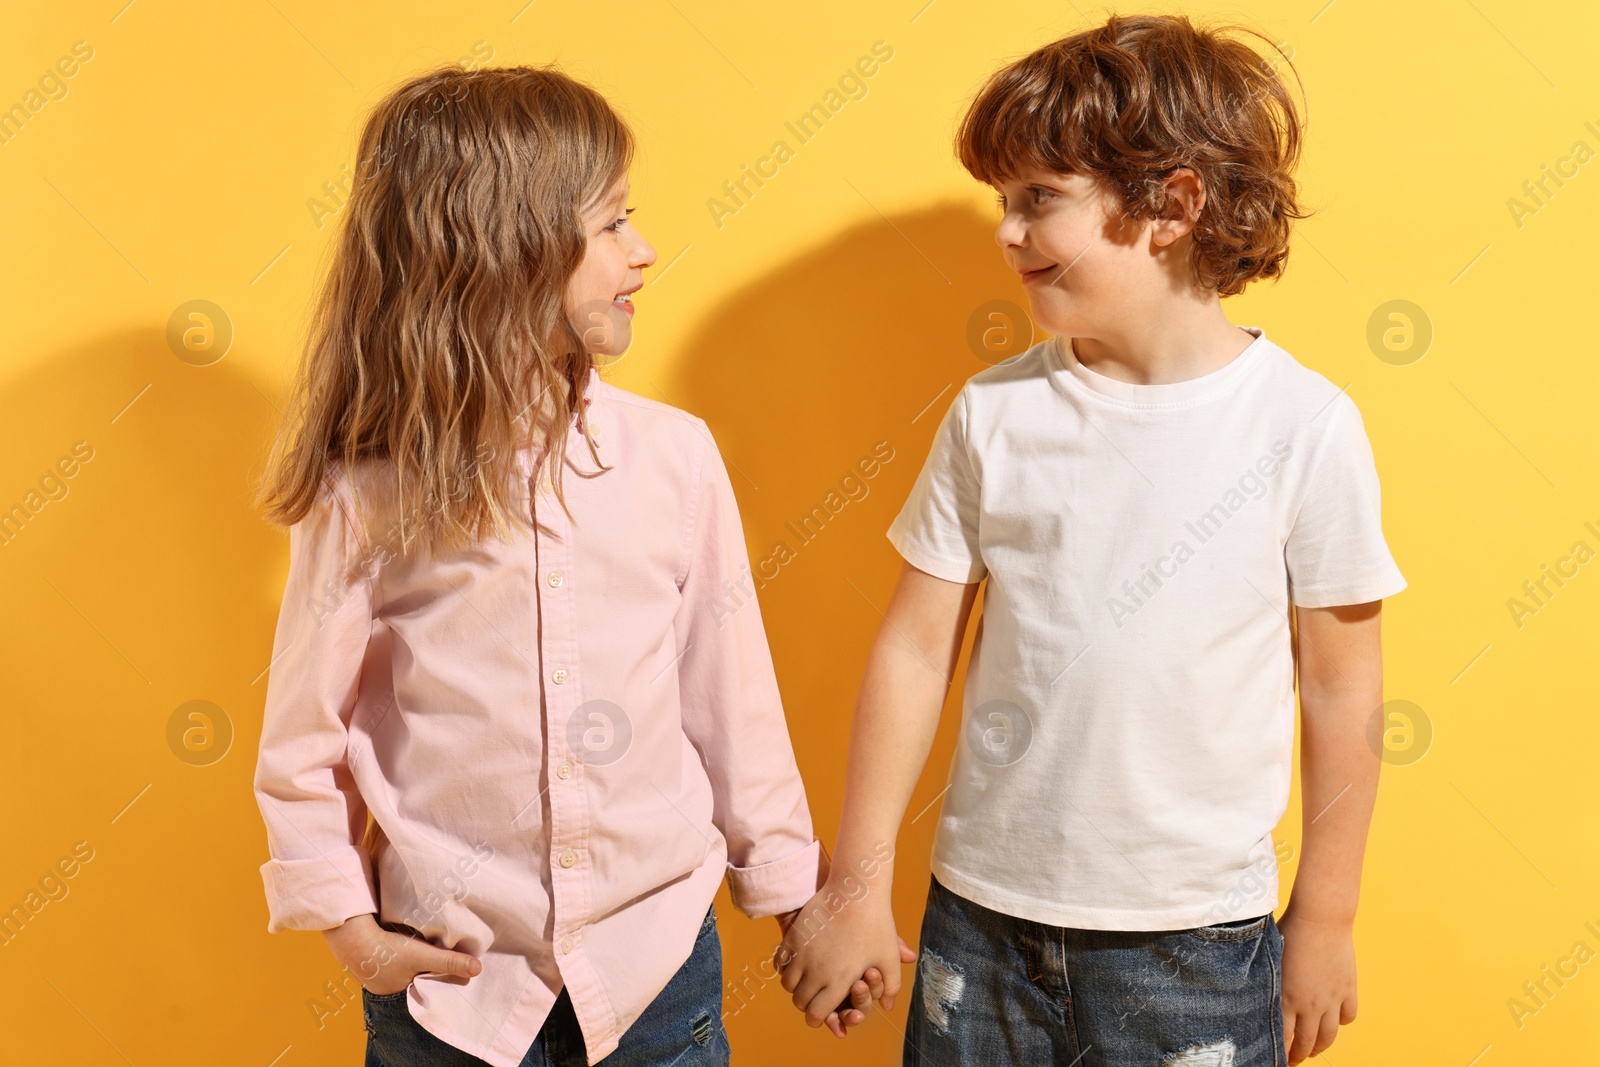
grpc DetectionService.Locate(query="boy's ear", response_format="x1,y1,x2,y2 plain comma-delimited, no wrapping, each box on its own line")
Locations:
1150,166,1206,246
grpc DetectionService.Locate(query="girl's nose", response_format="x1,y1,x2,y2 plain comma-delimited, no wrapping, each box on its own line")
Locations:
632,232,657,270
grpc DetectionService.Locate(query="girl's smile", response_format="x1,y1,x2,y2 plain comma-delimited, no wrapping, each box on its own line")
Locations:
613,282,640,317
567,176,655,355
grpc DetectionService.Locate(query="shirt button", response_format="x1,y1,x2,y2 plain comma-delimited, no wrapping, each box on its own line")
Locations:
559,850,578,868
551,667,568,685
560,935,574,954
556,762,572,779
547,570,564,588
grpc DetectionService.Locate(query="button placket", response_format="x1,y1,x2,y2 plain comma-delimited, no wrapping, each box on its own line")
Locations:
534,475,590,963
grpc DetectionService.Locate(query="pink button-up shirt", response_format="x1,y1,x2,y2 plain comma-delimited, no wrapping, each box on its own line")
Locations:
254,368,823,1066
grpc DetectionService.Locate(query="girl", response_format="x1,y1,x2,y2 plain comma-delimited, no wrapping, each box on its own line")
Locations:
253,66,824,1067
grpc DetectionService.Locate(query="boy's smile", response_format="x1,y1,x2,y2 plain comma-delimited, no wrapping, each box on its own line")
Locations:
993,168,1126,334
991,164,1253,385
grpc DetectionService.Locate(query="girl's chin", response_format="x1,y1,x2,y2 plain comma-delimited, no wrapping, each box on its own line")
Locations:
588,332,632,364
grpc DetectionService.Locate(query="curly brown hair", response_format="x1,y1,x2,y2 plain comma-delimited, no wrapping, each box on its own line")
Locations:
257,65,630,554
957,14,1308,297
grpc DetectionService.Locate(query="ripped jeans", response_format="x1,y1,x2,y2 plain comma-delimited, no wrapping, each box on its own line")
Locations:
905,876,1285,1067
362,905,729,1067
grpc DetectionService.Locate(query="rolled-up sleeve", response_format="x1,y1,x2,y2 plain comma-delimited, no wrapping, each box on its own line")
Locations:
254,472,379,932
673,424,824,918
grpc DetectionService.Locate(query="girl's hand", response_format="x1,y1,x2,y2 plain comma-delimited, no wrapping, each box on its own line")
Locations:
1278,910,1357,1063
322,913,484,997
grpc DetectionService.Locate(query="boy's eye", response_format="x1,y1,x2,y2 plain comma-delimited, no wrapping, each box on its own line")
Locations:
995,188,1055,210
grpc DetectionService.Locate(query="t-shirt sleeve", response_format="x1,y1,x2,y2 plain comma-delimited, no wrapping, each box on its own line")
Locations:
1285,394,1407,608
886,388,987,583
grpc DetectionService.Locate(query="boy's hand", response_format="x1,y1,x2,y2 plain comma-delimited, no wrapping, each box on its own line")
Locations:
834,948,917,1033
777,908,899,1037
775,882,910,1031
323,913,483,996
1278,910,1357,1063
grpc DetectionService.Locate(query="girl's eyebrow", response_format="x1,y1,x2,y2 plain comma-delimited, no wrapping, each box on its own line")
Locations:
582,186,629,219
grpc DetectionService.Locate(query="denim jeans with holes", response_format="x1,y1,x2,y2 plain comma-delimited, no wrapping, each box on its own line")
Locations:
904,876,1285,1067
362,904,729,1067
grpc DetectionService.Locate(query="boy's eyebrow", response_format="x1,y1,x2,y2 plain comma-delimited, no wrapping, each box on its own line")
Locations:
999,176,1073,195
1027,170,1074,187
999,168,1071,186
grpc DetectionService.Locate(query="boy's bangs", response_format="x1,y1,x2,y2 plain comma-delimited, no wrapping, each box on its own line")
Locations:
957,67,1092,188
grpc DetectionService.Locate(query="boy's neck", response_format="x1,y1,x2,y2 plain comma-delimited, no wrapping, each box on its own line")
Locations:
1068,303,1257,387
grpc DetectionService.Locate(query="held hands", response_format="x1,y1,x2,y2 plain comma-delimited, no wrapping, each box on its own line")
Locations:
1278,910,1358,1063
323,913,483,997
775,882,917,1038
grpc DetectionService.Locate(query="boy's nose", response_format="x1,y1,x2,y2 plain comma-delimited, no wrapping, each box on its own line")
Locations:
994,214,1025,250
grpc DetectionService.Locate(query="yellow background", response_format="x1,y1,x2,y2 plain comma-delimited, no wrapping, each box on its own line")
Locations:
3,1,1597,1063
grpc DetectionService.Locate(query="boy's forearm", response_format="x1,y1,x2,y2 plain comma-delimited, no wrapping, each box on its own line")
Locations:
1292,692,1379,923
830,566,978,882
831,628,950,878
1288,604,1385,925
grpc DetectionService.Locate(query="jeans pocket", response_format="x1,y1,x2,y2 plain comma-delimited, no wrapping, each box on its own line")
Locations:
1185,914,1270,943
363,984,411,1004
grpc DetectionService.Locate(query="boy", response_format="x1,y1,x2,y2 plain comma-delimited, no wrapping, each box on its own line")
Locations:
779,14,1405,1066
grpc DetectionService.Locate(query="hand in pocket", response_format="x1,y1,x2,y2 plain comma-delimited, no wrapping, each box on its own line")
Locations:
323,913,484,996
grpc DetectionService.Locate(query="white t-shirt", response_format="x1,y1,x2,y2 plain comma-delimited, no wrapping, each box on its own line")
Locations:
887,327,1406,930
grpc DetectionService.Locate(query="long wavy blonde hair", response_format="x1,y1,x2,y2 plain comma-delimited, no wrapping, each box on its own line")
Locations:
257,65,630,554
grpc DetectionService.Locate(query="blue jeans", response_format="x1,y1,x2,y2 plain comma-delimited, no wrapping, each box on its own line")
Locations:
905,876,1285,1066
363,905,729,1067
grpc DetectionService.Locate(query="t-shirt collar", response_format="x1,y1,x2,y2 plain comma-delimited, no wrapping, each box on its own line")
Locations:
1049,326,1269,408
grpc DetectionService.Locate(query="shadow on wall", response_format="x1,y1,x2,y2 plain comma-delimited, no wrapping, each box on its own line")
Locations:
673,201,1024,1063
0,203,1031,1063
0,328,363,1058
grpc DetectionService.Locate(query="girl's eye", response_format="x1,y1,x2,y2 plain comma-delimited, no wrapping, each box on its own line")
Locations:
995,192,1007,211
606,207,636,233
